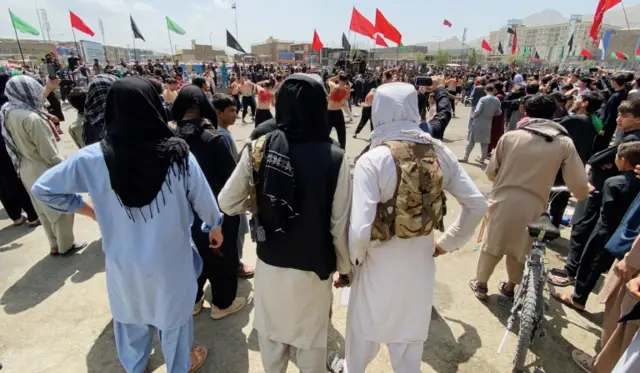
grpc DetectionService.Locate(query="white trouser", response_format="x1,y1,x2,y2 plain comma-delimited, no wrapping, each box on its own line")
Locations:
345,335,423,373
613,330,640,373
258,333,326,373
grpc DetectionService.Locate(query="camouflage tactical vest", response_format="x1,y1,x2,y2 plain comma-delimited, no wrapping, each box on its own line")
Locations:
370,141,447,242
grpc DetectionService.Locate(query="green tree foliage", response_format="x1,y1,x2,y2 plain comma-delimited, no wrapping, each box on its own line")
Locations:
435,50,451,67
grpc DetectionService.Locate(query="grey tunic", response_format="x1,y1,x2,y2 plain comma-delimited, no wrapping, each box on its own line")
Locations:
470,95,502,144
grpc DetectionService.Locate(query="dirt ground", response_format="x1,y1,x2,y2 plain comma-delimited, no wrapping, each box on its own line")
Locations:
0,102,603,373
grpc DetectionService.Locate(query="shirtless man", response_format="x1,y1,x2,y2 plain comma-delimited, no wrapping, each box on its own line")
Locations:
162,78,179,104
446,76,458,117
229,77,241,115
242,79,275,127
327,74,350,149
238,74,256,123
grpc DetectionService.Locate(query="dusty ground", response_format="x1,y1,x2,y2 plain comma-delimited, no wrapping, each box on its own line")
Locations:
0,100,604,373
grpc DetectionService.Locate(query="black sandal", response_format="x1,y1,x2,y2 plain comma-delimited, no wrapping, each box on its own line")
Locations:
469,279,488,300
498,280,515,298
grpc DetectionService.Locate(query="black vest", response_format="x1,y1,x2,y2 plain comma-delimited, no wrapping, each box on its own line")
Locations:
256,141,344,280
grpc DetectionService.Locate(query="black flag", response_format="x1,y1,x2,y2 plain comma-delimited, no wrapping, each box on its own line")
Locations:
534,51,540,59
567,34,574,52
226,30,246,54
130,15,145,41
342,32,351,51
507,27,515,35
497,42,504,54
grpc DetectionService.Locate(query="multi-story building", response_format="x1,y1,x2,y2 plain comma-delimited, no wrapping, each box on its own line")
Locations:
290,42,320,64
371,45,429,62
251,37,294,62
175,40,226,62
0,38,56,64
487,15,619,63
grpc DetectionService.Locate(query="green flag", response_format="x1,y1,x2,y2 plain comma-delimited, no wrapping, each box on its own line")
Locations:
9,10,40,36
636,55,640,61
524,45,531,57
166,16,185,35
559,46,564,59
398,42,404,52
571,48,576,58
611,52,619,60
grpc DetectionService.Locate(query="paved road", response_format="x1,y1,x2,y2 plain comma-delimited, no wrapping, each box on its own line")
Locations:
0,102,601,373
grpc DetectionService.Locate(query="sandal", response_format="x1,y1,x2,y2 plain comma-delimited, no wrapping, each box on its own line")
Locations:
498,281,515,298
237,263,255,278
50,247,59,256
548,268,576,287
571,349,594,373
189,345,208,373
469,279,488,300
12,217,26,226
552,292,585,312
27,219,41,228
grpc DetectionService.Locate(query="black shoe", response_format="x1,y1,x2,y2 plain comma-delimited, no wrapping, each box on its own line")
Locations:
60,241,88,257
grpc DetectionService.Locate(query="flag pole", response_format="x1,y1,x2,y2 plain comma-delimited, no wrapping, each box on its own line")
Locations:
71,27,82,62
132,34,137,61
167,26,174,60
10,9,27,66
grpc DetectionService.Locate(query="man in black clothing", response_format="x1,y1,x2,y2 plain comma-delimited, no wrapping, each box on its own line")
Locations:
427,78,453,140
550,99,640,287
550,91,604,227
594,73,629,152
554,141,640,311
67,52,79,73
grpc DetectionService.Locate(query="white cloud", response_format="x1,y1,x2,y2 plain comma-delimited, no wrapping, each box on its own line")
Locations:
213,0,233,9
133,2,158,13
81,0,127,13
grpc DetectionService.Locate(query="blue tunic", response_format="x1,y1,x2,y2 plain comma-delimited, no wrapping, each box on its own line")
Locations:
31,144,222,330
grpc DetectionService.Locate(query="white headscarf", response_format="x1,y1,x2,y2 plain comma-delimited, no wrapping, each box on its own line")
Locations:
370,82,442,149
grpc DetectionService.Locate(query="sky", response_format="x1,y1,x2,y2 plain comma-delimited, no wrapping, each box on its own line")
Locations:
4,0,640,55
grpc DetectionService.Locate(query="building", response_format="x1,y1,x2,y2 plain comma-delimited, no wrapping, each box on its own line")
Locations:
601,29,640,62
424,47,473,65
290,42,320,64
0,38,56,64
251,37,294,62
486,15,620,64
175,39,226,63
371,45,429,61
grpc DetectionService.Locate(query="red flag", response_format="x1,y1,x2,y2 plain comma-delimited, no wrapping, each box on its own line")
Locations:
375,34,388,47
349,7,376,39
590,0,621,43
375,9,402,45
443,19,452,27
481,39,493,52
615,51,629,60
511,27,518,55
581,49,593,58
312,30,324,52
70,10,95,37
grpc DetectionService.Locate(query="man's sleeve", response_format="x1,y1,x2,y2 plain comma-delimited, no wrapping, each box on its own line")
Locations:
429,87,452,139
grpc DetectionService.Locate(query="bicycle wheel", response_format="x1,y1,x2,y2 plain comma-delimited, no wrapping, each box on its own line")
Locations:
513,266,541,371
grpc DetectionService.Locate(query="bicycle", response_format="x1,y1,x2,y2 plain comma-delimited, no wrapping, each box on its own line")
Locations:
497,186,568,372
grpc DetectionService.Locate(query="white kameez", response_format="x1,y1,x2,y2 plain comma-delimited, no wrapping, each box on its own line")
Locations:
347,143,488,346
218,144,352,351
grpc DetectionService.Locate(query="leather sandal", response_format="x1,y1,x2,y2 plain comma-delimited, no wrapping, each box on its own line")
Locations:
189,346,208,373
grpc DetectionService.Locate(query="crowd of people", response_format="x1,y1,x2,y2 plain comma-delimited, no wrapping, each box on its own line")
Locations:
3,51,640,373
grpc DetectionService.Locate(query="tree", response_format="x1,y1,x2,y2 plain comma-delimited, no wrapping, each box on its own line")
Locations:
434,50,451,67
582,59,597,68
467,48,478,66
414,52,426,63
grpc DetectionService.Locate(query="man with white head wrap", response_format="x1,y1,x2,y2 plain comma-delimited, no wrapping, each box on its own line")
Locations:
345,83,488,372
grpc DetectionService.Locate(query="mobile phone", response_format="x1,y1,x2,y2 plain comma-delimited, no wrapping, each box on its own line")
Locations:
46,63,57,79
416,76,432,87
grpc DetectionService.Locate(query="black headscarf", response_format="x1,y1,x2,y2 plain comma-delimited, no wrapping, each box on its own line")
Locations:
171,85,217,134
100,76,189,221
0,73,9,107
260,74,329,232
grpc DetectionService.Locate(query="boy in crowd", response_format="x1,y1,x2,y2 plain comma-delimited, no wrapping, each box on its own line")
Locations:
554,141,640,311
212,93,254,278
67,87,86,149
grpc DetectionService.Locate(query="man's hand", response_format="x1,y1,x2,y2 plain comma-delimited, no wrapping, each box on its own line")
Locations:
208,226,224,257
635,165,640,180
434,243,447,257
615,259,635,282
626,276,640,300
333,272,352,288
588,183,596,193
